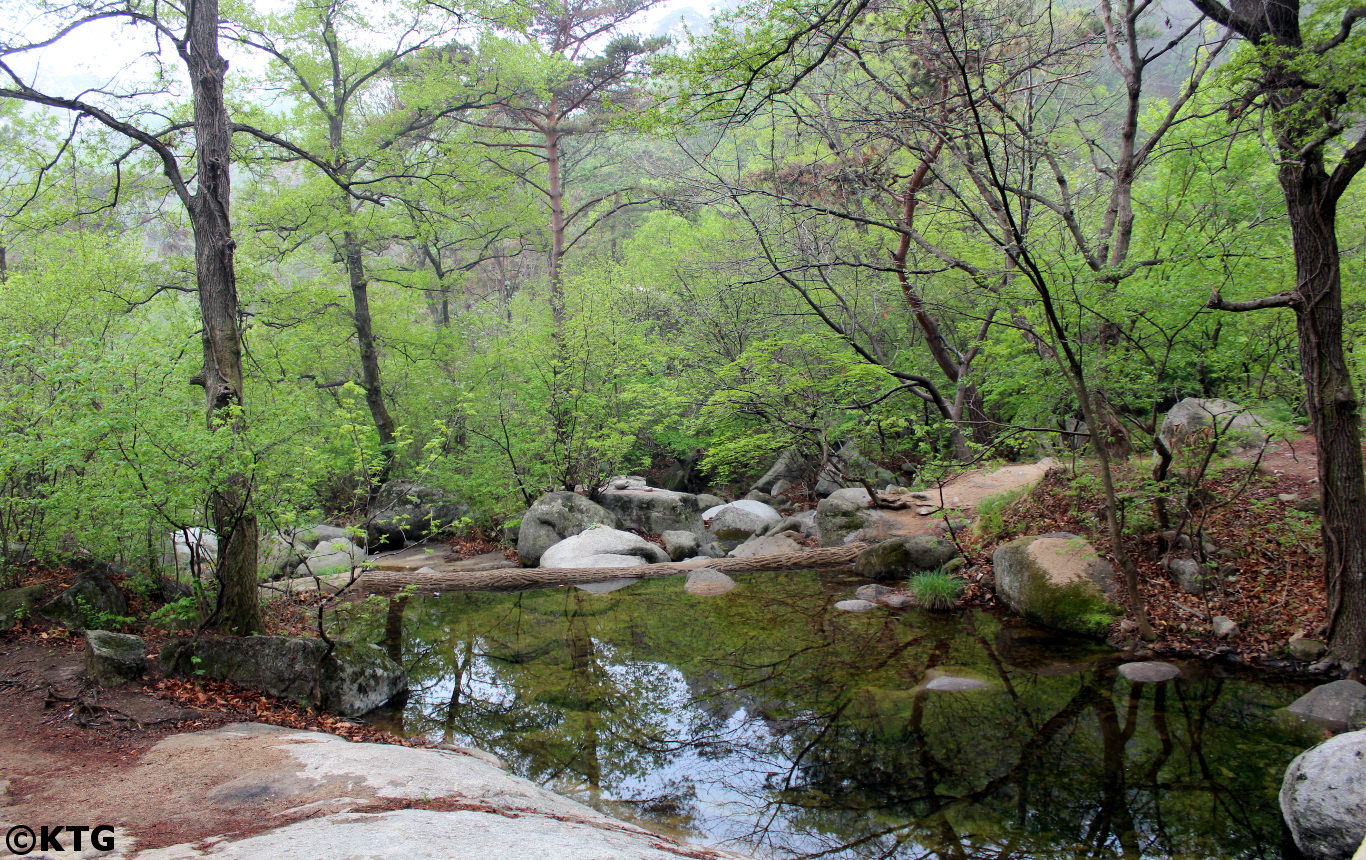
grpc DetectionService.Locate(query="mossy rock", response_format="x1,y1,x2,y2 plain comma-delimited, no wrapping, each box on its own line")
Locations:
0,584,45,629
992,533,1122,638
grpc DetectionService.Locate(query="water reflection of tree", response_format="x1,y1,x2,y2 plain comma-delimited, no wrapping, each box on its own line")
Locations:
344,574,1306,860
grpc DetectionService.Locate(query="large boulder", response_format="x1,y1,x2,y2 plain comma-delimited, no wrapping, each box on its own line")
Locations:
992,533,1122,637
517,492,622,567
728,533,803,558
1281,729,1366,860
814,443,898,497
85,630,146,687
704,500,782,548
662,530,699,561
161,635,407,717
0,584,45,630
291,524,359,551
539,527,668,569
367,481,469,550
1158,398,1269,459
815,488,876,546
1285,680,1366,733
750,448,808,496
854,536,958,581
294,538,367,578
595,485,705,537
40,569,129,631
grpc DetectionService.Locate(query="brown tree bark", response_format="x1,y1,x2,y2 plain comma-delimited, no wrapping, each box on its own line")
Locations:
187,0,261,635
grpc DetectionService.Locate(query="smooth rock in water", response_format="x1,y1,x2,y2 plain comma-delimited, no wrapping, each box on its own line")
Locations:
705,500,782,546
0,584,45,630
728,533,802,558
854,537,958,581
85,630,146,687
539,527,668,569
295,538,366,578
161,636,406,717
1281,729,1366,860
923,675,989,692
883,593,914,609
1119,661,1182,683
1158,398,1269,458
596,485,705,537
855,583,895,602
367,481,469,550
41,569,129,631
662,530,700,562
1290,635,1329,662
1285,680,1366,733
684,569,735,596
1166,557,1208,595
516,491,622,567
835,599,877,612
1212,615,1240,639
575,578,638,594
992,533,1121,638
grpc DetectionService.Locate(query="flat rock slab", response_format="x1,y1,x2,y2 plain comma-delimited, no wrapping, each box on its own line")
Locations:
922,675,990,692
684,569,735,596
1285,679,1366,733
835,599,877,612
1119,661,1182,683
369,544,457,573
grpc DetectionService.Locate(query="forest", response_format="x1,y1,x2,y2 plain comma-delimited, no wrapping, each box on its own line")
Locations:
0,0,1364,664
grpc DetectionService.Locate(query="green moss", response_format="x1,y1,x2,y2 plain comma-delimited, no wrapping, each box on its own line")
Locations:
1024,577,1121,637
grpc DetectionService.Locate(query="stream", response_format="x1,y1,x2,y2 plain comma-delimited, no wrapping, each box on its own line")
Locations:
334,570,1317,859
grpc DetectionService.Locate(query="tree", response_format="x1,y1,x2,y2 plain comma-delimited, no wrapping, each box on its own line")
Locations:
0,0,261,633
1189,0,1366,663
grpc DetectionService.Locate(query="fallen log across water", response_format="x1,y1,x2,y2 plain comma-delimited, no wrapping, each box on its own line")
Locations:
354,545,865,594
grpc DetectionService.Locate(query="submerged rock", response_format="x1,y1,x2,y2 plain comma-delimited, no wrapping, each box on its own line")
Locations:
1281,729,1366,860
1118,661,1182,683
517,491,622,567
1284,679,1366,733
855,584,895,602
992,533,1121,638
835,599,877,612
684,569,735,596
922,675,989,693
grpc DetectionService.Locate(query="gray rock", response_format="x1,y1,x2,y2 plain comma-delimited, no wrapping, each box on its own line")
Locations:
814,488,875,546
1294,495,1323,514
161,636,407,717
1158,398,1269,459
695,494,725,511
854,537,958,581
1290,635,1329,662
728,533,802,558
662,530,699,562
1278,493,1300,503
1212,615,1240,639
855,584,895,602
367,481,469,550
601,475,649,491
1281,729,1366,860
1118,661,1182,683
790,509,818,535
0,584,45,630
1285,680,1366,733
259,533,304,580
575,578,638,594
516,492,622,567
295,538,366,578
751,448,808,495
814,442,897,497
835,599,877,612
696,541,726,559
596,486,705,537
85,630,146,686
923,675,989,692
705,500,782,546
684,569,735,596
40,569,129,631
991,534,1121,637
539,527,668,569
165,527,218,575
292,525,357,550
1166,557,1208,595
883,593,914,608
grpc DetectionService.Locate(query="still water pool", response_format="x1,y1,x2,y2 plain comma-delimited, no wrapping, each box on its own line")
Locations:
336,570,1316,859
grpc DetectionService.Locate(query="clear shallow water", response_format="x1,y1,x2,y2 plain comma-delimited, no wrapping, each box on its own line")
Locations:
336,571,1316,860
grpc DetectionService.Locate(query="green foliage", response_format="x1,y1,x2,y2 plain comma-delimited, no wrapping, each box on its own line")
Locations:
908,569,964,611
147,597,202,632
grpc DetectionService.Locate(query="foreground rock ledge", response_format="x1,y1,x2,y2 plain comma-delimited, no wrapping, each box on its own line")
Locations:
132,723,748,860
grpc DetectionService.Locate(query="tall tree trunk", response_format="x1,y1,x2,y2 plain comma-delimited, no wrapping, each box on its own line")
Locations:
342,226,398,484
1286,186,1366,663
188,0,259,635
545,123,566,326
